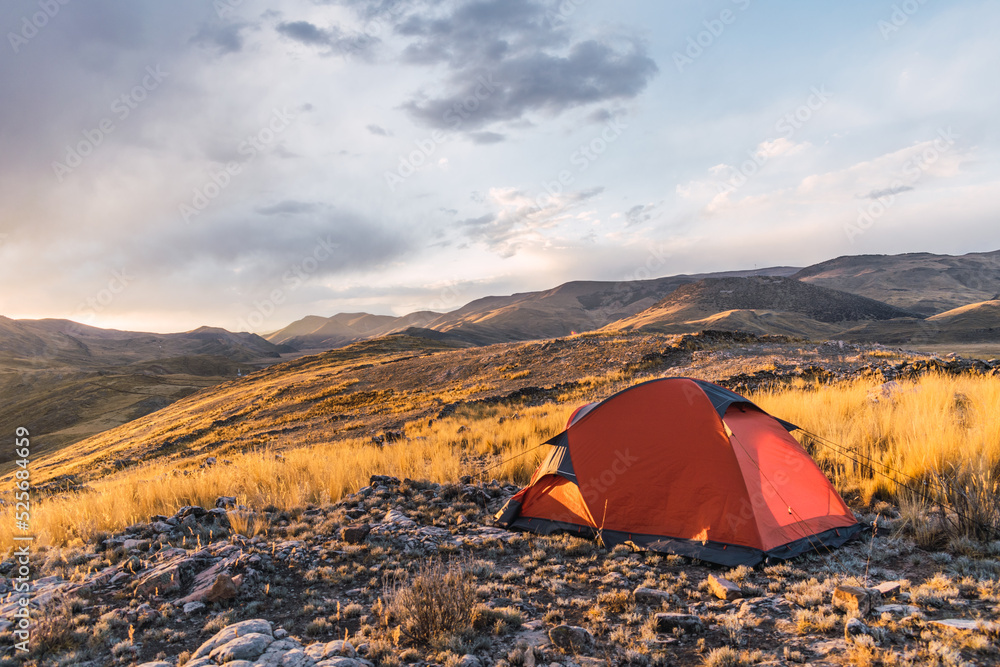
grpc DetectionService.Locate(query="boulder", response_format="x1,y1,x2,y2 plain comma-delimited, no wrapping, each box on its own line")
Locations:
652,613,704,633
183,601,206,615
193,618,273,659
633,586,672,605
833,585,876,616
548,624,594,653
707,574,742,601
341,524,372,545
208,632,274,663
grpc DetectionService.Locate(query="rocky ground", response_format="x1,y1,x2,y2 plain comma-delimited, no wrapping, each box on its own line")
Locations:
2,474,999,667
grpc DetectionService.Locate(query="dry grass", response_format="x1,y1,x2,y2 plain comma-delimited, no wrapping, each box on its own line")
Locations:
387,559,478,644
754,373,1000,534
6,370,998,551
0,402,570,549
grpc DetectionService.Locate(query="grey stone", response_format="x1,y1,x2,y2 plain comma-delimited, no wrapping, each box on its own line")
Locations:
183,601,206,615
208,632,274,662
633,586,672,605
548,624,594,652
875,604,919,615
931,618,999,632
845,617,881,644
457,655,482,667
194,618,274,659
652,613,704,633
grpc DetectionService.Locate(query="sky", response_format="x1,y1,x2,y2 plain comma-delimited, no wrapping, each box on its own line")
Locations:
0,0,997,334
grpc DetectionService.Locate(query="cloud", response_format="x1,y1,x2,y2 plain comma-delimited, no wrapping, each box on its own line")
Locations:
190,21,251,54
336,0,658,135
625,203,658,226
469,131,505,144
861,184,914,200
460,185,604,257
255,200,320,216
366,124,392,136
275,19,378,57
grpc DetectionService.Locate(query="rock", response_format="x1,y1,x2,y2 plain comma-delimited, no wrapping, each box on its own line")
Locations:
193,619,273,659
931,618,999,633
136,663,173,667
845,617,880,644
327,640,357,657
833,585,876,616
123,538,150,551
871,580,903,598
457,655,482,667
875,604,919,616
707,574,742,601
152,521,175,534
652,613,704,634
216,496,237,508
341,524,372,545
633,586,672,605
382,509,415,526
208,632,274,663
176,505,208,520
548,624,595,652
600,572,627,586
183,601,206,614
206,574,239,602
135,561,186,597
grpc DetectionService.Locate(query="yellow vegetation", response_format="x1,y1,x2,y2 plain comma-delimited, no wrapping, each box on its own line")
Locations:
4,372,996,550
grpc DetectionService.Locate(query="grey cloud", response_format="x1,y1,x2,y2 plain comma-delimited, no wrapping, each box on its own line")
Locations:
625,202,658,226
131,211,412,289
335,0,658,135
366,124,392,136
275,20,378,57
191,21,250,54
469,131,505,144
862,185,914,200
255,200,320,216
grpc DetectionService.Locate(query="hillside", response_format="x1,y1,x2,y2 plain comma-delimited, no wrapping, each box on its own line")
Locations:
0,318,289,471
604,276,919,336
265,267,801,349
794,249,1000,315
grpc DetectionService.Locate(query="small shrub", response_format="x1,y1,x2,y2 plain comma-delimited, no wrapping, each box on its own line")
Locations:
389,558,477,644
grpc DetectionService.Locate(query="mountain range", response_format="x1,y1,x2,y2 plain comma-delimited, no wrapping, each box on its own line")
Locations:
2,248,998,468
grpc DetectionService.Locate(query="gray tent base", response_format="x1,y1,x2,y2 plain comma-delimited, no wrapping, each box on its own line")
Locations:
503,512,863,568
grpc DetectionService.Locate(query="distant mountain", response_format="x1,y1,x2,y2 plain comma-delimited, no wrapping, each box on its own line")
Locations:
794,250,1000,316
265,267,802,349
0,318,289,466
267,312,440,349
603,276,920,336
0,317,287,367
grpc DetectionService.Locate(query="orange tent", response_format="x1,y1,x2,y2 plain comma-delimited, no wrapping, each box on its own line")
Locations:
496,378,860,566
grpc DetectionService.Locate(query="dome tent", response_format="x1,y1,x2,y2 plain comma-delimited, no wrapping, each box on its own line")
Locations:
495,377,860,566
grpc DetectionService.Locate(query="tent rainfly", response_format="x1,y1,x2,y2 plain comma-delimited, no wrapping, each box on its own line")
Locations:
496,377,861,566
